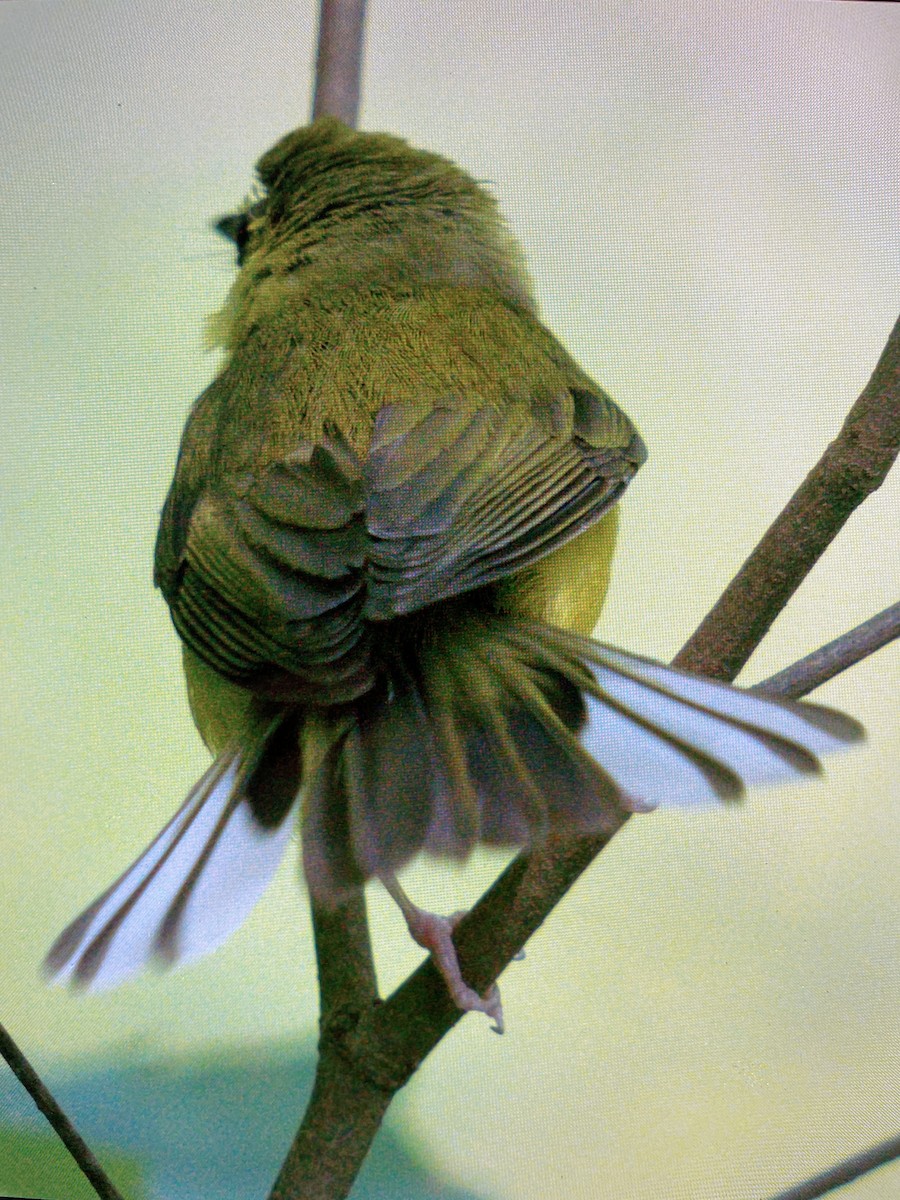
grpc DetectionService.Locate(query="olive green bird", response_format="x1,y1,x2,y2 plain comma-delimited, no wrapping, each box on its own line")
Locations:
46,118,862,1029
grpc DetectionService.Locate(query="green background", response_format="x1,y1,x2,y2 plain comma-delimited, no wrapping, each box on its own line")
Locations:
1,2,898,1197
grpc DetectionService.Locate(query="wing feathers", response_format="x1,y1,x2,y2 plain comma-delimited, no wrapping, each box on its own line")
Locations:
364,390,643,619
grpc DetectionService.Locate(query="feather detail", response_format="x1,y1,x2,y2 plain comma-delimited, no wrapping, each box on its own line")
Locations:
519,624,863,807
301,727,363,900
299,614,863,903
45,720,299,990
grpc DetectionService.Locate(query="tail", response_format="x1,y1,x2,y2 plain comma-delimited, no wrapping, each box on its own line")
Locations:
45,618,862,988
301,616,863,897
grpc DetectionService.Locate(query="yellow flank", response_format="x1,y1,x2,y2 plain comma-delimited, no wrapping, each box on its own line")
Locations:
503,507,621,635
183,648,260,755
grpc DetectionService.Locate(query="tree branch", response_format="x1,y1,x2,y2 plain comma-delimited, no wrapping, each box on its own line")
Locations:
766,1132,900,1200
311,0,368,127
754,601,900,699
268,1044,393,1200
267,893,383,1199
310,890,378,1018
674,314,900,682
0,1022,128,1200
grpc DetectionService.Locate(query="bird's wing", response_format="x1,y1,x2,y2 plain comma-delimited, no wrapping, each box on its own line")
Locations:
155,352,643,698
155,403,373,701
363,385,645,619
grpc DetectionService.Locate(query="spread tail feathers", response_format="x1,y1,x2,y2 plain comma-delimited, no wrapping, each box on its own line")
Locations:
46,619,862,987
301,619,863,897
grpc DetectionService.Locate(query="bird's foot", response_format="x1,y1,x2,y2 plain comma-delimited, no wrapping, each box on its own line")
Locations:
381,875,504,1034
407,905,505,1034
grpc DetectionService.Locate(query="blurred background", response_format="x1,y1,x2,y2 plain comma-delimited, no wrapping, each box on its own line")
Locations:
1,2,897,1197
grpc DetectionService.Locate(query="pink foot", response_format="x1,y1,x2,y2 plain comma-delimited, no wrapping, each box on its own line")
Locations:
381,875,504,1034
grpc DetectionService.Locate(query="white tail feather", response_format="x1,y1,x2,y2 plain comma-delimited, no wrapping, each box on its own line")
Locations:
580,693,737,808
578,643,861,809
593,645,856,755
45,751,297,990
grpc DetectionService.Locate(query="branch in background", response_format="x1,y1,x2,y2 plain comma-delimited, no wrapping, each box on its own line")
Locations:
755,600,900,699
675,314,900,683
766,1132,900,1200
311,0,367,127
0,1022,127,1200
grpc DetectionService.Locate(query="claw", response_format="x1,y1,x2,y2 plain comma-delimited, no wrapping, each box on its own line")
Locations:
381,875,504,1033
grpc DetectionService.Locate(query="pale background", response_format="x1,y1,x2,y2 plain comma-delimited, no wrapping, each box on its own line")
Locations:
1,1,898,1197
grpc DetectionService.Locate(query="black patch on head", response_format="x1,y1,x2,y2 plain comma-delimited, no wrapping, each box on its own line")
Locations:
214,199,267,266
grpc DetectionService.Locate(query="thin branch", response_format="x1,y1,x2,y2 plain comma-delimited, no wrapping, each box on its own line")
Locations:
267,894,383,1199
309,891,378,1017
0,1022,128,1200
766,1132,900,1200
311,0,368,127
755,601,900,699
367,829,621,1067
268,1048,393,1200
675,314,900,683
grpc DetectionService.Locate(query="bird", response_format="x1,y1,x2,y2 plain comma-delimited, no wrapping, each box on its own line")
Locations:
45,117,863,1031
